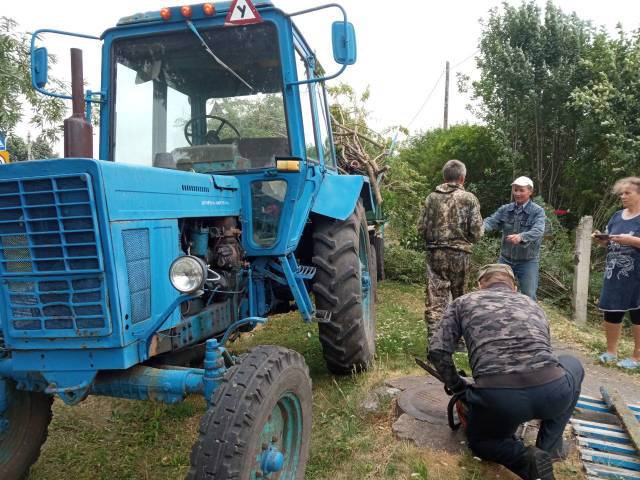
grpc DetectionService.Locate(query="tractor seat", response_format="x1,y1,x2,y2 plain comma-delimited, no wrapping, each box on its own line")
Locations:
237,137,290,167
172,144,239,172
169,137,290,172
221,137,290,168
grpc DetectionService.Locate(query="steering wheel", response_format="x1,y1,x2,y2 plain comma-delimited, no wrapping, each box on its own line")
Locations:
183,115,241,145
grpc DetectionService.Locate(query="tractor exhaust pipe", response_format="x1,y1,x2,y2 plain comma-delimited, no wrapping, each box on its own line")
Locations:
63,48,93,158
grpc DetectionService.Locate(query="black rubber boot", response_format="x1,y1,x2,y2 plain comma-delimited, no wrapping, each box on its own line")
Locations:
524,446,555,480
548,439,570,462
511,446,555,480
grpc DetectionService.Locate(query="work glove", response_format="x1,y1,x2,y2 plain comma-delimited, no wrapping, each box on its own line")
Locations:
445,377,470,396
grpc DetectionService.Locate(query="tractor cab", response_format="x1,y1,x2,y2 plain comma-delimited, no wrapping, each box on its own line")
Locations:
94,1,356,255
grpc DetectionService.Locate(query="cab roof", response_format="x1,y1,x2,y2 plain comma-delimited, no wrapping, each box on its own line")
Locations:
116,2,274,27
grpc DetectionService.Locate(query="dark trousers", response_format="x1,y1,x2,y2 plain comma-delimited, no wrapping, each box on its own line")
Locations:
465,355,584,478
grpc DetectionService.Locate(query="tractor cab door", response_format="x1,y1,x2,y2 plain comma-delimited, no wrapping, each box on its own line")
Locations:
238,162,315,257
239,41,337,257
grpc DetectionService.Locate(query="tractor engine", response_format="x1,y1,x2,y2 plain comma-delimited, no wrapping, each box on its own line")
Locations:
178,217,244,318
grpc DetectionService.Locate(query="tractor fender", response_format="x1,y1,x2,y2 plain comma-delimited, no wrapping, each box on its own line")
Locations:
311,173,375,221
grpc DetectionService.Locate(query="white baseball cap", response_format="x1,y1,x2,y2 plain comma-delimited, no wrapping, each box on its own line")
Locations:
512,176,534,188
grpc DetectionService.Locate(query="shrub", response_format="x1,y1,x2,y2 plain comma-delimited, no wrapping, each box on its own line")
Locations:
384,244,425,284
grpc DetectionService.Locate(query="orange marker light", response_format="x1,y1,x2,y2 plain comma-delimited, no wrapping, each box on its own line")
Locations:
202,3,215,15
180,5,192,17
160,7,171,20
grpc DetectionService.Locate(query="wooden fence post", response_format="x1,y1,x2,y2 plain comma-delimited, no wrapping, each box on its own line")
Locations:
572,216,593,325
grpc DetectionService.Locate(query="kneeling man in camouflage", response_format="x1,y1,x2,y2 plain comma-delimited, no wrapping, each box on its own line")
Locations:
428,264,584,480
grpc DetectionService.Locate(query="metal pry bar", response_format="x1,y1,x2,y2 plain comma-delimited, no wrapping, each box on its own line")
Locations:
415,357,444,383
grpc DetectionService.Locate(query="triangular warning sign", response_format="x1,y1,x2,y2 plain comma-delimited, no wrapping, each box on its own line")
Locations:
225,0,263,26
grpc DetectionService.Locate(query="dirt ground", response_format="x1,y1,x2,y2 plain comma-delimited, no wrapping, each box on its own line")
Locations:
553,340,640,400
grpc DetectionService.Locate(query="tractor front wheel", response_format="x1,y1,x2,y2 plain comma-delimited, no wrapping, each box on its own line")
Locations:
0,380,53,479
188,345,312,480
312,200,376,375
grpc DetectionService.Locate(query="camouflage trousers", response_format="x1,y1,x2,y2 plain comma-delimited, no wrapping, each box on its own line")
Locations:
424,248,471,340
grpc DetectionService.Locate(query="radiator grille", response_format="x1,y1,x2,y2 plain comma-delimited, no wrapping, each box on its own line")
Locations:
123,229,151,324
0,174,109,337
6,276,109,335
0,175,101,274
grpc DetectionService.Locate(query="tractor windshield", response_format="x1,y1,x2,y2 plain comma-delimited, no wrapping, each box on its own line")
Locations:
111,22,289,172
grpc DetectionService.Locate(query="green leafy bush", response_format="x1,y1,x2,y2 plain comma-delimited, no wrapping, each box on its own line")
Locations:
385,197,578,312
384,244,425,284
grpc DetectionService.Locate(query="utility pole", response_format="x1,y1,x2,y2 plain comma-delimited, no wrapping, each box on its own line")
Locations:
443,61,450,130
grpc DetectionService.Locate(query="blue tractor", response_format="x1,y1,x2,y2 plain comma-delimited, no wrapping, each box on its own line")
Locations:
0,1,382,478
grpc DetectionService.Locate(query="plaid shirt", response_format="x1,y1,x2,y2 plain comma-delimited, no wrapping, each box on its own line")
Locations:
484,200,546,261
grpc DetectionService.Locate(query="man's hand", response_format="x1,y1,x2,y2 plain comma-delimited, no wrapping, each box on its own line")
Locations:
445,377,470,396
505,233,523,244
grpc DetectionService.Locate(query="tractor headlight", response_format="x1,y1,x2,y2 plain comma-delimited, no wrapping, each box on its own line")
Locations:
169,256,207,294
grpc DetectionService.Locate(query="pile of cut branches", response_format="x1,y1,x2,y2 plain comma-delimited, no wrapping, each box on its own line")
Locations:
331,114,390,206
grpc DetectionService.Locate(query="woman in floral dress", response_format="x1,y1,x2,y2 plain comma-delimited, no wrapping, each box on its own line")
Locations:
593,177,640,369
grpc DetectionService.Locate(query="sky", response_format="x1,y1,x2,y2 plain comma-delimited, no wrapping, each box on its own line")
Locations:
4,0,640,149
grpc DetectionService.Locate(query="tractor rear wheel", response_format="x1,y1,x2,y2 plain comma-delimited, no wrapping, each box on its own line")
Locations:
369,240,378,303
312,200,376,375
188,345,312,480
0,381,53,479
373,234,385,281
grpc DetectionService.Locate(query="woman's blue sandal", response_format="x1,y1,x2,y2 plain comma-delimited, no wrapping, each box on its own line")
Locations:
616,358,640,369
599,352,618,363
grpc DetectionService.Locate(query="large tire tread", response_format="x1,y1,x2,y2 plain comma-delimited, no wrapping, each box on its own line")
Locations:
312,200,376,375
188,346,311,480
0,384,53,480
373,234,385,281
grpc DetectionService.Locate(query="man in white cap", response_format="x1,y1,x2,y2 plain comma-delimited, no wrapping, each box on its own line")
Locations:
483,176,546,300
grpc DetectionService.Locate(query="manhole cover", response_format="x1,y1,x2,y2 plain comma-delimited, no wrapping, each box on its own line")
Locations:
396,383,450,424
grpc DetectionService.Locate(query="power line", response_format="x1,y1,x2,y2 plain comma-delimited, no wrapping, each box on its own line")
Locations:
405,50,478,130
450,49,479,71
387,50,480,153
406,68,445,130
387,68,445,155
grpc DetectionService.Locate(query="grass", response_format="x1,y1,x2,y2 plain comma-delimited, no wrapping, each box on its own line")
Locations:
29,282,587,479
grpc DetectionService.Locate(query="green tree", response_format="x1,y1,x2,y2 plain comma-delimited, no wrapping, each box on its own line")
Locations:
469,1,592,209
568,27,640,224
328,83,400,163
207,94,287,138
398,124,507,216
381,153,427,250
6,134,57,161
468,1,640,218
0,17,66,142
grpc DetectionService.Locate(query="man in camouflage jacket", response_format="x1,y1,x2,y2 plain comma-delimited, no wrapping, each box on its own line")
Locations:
428,264,584,480
417,159,483,340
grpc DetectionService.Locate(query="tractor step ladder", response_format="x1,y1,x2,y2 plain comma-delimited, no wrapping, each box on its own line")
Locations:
571,390,640,479
313,309,332,324
295,264,316,280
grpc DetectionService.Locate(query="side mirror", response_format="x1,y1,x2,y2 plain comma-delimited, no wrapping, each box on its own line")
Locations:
331,21,357,65
33,47,49,88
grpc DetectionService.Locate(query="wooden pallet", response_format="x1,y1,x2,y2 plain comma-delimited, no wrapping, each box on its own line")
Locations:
572,392,640,479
